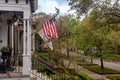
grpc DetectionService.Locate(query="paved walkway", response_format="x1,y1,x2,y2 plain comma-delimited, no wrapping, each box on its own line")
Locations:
68,51,120,71
61,50,120,80
63,59,110,80
93,59,120,71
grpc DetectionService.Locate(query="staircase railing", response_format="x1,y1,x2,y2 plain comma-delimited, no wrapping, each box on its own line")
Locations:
31,54,57,79
31,53,80,80
31,53,69,80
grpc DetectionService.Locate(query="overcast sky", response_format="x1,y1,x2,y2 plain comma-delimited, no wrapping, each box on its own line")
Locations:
36,0,75,15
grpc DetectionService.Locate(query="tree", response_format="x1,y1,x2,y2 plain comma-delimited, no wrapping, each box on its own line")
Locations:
67,0,120,20
73,10,118,69
56,14,79,57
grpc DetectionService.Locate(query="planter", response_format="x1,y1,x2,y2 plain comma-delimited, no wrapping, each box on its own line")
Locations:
0,46,12,57
0,46,13,68
2,51,11,57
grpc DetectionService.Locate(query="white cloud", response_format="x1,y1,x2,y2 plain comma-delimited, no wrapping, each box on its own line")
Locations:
36,0,74,15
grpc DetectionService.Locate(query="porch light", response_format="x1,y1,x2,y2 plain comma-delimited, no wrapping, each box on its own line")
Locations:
12,14,18,22
12,14,20,26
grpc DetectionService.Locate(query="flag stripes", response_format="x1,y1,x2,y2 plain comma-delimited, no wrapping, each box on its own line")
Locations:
42,17,58,40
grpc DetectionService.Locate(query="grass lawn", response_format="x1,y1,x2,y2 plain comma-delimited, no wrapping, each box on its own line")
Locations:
84,65,120,74
107,75,120,80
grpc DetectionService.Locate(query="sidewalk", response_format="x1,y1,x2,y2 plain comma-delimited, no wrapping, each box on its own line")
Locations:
93,59,120,71
68,51,120,71
63,59,110,80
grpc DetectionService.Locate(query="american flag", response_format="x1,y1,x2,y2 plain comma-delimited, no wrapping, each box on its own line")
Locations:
42,17,58,40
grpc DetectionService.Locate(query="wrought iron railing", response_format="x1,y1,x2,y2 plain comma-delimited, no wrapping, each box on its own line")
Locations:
31,53,77,80
31,54,56,80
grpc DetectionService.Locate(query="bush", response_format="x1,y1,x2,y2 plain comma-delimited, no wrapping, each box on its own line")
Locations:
75,76,81,80
54,66,66,73
50,74,72,80
0,46,13,52
77,72,94,80
61,74,71,80
66,67,75,74
50,75,61,80
107,75,120,80
37,52,49,60
78,62,97,66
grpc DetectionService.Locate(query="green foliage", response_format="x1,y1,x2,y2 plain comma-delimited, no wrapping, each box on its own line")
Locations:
54,66,66,73
68,0,93,17
32,55,47,72
77,72,94,80
107,75,120,80
66,67,75,74
37,52,49,60
78,62,97,66
84,65,120,74
50,74,72,80
68,0,120,19
103,53,120,62
50,75,61,80
75,76,81,80
0,46,13,52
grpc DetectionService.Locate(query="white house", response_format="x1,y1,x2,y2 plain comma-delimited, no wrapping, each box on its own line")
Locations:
0,0,38,80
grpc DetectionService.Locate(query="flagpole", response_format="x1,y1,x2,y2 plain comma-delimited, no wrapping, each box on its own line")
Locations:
56,9,64,66
49,7,60,62
57,16,62,54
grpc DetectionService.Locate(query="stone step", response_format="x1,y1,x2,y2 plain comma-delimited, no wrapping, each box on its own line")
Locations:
31,70,52,80
0,77,30,80
30,77,37,80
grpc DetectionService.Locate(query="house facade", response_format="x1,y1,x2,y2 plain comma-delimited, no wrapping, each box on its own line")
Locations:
0,0,38,80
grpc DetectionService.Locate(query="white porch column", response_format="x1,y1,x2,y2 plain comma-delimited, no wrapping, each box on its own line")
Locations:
32,31,36,52
22,9,31,75
27,19,31,55
27,18,32,70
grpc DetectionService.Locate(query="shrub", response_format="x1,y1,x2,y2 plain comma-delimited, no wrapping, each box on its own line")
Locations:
66,67,75,74
54,66,66,73
0,46,12,52
37,52,49,60
107,75,120,80
50,74,71,80
75,76,81,80
77,72,94,80
60,73,71,80
78,62,97,66
50,75,61,80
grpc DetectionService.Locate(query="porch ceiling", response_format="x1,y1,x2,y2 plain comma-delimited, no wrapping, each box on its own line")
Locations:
0,11,23,19
0,11,23,25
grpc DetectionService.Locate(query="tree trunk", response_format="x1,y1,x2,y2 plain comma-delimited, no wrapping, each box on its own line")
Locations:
67,47,69,57
100,57,104,69
90,57,93,63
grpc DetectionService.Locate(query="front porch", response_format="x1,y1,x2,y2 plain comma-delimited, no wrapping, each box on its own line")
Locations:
0,10,29,73
0,0,38,79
